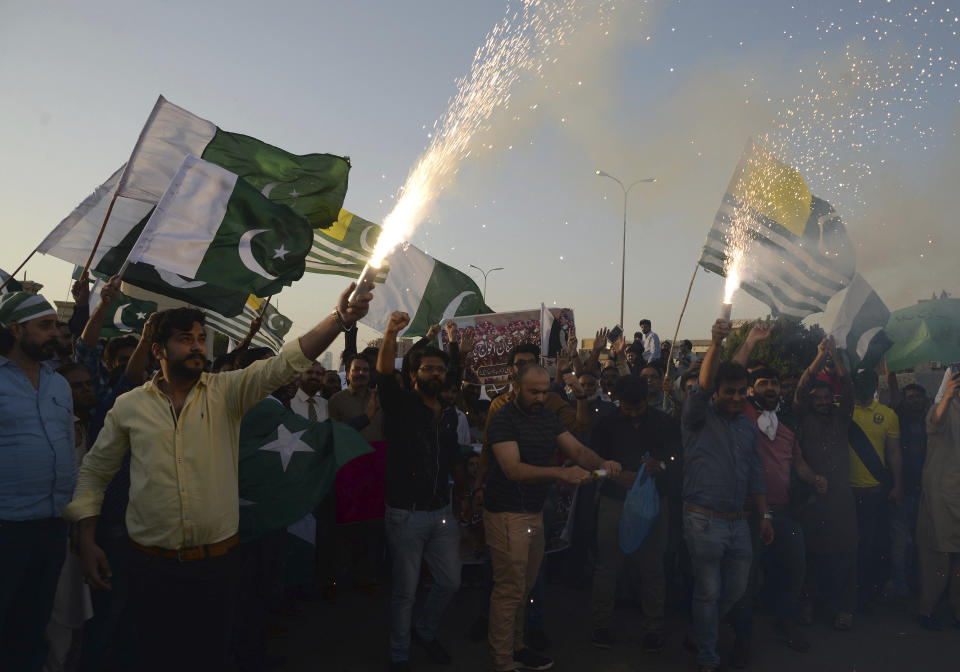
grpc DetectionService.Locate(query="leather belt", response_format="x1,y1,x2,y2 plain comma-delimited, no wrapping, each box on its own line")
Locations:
684,503,747,521
130,534,239,562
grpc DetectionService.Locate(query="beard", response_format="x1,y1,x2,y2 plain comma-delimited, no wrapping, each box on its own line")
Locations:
758,391,780,411
20,336,58,361
168,354,205,381
416,376,443,398
518,398,544,415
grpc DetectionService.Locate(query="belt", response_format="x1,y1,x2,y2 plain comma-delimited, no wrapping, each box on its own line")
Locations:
684,503,747,521
130,534,239,562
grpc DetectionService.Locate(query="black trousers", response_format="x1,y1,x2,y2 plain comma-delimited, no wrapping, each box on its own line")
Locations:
0,518,67,672
129,543,242,672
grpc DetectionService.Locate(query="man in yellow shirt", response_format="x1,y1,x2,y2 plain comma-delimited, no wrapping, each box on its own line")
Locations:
848,369,903,611
64,282,371,672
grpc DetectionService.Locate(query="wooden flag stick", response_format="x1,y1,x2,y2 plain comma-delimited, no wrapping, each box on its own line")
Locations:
664,262,700,384
0,248,38,292
258,296,273,317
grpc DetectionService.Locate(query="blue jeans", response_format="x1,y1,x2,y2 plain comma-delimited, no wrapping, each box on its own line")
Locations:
684,510,753,668
889,494,920,596
384,505,461,662
854,489,888,607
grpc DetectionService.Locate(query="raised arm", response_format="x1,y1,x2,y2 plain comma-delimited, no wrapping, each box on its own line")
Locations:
699,319,731,392
377,311,410,376
298,283,371,362
929,372,960,428
124,312,159,386
80,276,120,348
732,321,773,367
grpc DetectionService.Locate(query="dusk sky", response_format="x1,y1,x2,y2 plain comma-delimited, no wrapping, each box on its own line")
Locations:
2,0,957,349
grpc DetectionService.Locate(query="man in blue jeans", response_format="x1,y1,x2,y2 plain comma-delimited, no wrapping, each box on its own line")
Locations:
681,319,773,672
377,311,470,672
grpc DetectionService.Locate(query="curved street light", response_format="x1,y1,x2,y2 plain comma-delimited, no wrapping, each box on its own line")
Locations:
468,264,504,302
596,170,656,328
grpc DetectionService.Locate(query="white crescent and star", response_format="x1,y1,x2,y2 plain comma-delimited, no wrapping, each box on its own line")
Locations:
239,229,279,281
258,424,313,472
261,181,301,199
360,226,376,253
135,311,147,320
440,291,475,323
157,268,207,289
113,303,133,331
267,313,285,331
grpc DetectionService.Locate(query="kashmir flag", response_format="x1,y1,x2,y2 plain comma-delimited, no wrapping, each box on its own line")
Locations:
305,208,387,280
829,274,893,370
0,269,23,294
360,242,492,337
88,278,158,337
204,295,292,353
699,140,856,318
125,155,314,297
237,398,372,541
38,96,349,307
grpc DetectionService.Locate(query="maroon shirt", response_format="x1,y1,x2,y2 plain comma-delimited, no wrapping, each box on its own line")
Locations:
743,402,798,506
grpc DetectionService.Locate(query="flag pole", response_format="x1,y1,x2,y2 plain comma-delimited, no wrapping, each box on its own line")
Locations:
78,96,166,281
664,262,700,384
0,248,38,292
259,296,272,317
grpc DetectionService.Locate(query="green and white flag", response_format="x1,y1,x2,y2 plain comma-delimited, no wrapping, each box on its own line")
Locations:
38,96,349,302
238,398,372,541
361,242,492,337
305,208,387,280
89,278,158,337
0,268,23,294
127,156,314,297
829,273,892,370
205,296,292,353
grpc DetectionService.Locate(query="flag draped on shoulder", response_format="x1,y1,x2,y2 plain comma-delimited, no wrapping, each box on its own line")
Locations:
127,156,314,297
829,274,892,370
37,95,350,311
699,140,856,318
204,296,292,353
360,242,492,337
238,398,372,541
305,208,387,280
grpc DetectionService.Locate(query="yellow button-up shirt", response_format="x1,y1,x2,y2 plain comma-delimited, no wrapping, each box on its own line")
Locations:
64,340,313,549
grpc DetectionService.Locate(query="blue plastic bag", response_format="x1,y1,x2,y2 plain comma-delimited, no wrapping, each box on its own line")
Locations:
618,454,660,554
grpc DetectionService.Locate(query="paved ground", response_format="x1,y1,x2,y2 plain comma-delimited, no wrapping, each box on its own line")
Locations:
270,579,958,672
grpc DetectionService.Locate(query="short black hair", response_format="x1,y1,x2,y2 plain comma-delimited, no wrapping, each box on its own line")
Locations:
750,366,781,386
745,358,766,371
681,370,699,389
577,370,598,382
56,362,90,379
508,343,540,366
639,319,651,327
235,347,274,370
902,383,926,396
681,339,692,349
715,361,749,387
808,379,833,395
615,375,648,404
409,346,448,374
780,370,801,382
153,308,205,347
212,352,237,373
104,334,139,364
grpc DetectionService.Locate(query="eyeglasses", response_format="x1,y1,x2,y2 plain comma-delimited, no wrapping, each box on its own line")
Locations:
419,365,447,373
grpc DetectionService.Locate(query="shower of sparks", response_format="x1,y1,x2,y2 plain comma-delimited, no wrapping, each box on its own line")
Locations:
370,0,619,267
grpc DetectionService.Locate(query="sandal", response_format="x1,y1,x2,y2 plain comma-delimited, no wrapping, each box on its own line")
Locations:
833,611,853,631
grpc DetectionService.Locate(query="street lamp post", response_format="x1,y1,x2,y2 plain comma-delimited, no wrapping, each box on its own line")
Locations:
468,264,504,302
596,171,656,328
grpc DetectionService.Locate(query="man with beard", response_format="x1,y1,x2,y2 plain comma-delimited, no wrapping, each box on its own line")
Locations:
729,366,825,665
377,311,469,672
0,292,75,670
681,319,772,672
485,363,621,672
793,338,858,631
322,368,343,399
57,362,98,454
291,361,329,422
64,282,372,672
50,321,75,367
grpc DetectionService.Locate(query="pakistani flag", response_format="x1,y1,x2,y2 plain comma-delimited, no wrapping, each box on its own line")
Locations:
127,156,314,297
38,96,349,304
361,242,492,337
89,278,158,337
700,140,856,318
884,298,960,371
205,296,292,353
238,398,372,541
305,208,387,281
829,274,893,370
0,268,23,294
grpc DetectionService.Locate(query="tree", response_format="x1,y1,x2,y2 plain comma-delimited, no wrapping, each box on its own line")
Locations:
720,318,825,375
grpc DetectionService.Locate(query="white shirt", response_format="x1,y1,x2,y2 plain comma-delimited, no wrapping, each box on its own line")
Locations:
290,388,329,422
455,408,471,446
641,331,660,364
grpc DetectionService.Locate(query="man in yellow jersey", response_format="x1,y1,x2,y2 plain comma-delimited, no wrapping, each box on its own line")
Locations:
848,369,902,611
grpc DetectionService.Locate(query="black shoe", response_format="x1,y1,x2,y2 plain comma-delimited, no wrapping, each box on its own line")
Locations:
918,614,942,631
591,628,614,649
513,647,555,670
730,636,750,669
642,632,665,653
526,627,549,652
388,661,411,672
469,615,488,642
412,630,452,665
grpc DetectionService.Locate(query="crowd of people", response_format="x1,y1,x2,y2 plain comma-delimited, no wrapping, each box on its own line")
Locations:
1,277,959,672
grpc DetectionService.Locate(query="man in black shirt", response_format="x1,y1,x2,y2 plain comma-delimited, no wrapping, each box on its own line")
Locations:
485,364,622,672
589,375,679,652
377,312,469,672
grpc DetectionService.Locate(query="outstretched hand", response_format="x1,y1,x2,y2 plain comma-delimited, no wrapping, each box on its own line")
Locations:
338,282,372,324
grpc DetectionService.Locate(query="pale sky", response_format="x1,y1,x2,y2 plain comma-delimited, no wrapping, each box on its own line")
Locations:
2,0,957,350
